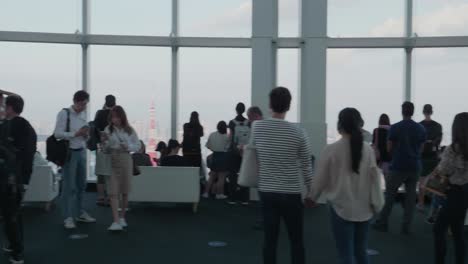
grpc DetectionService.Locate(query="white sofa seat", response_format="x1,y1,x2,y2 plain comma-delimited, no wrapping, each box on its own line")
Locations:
23,165,59,209
129,166,200,212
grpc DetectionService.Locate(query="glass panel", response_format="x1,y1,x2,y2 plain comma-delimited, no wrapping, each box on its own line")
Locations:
413,48,468,145
0,0,80,33
91,0,171,36
277,49,299,122
327,49,404,143
279,0,300,37
180,0,251,37
414,0,468,36
0,42,81,157
328,0,404,37
178,48,251,161
90,46,171,180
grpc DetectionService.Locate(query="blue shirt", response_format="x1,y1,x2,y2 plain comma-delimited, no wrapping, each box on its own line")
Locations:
389,119,426,172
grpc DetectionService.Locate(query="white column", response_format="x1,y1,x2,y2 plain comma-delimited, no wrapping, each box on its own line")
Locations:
82,0,90,93
300,0,327,157
404,0,413,101
171,0,179,139
251,0,278,115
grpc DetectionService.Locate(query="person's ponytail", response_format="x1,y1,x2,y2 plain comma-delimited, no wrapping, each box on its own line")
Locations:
350,127,363,174
338,108,364,174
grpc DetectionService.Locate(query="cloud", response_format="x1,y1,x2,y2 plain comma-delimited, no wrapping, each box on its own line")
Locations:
370,2,468,37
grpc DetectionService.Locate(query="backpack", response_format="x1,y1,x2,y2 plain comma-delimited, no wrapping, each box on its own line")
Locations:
0,121,17,185
46,109,70,166
232,119,251,147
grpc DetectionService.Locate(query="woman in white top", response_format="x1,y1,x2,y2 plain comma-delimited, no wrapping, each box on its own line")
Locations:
203,121,230,199
309,108,381,264
101,106,141,231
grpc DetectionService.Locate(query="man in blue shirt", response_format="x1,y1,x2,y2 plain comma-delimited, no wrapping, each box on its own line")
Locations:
373,101,426,235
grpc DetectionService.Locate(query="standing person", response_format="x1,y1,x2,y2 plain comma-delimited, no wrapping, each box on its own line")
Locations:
93,95,116,206
203,121,230,199
0,95,37,264
309,108,380,264
430,113,468,264
251,87,313,264
101,106,141,231
227,102,250,205
373,101,426,234
160,139,186,167
359,119,373,144
0,90,15,121
54,91,96,229
246,106,264,230
182,112,204,168
372,114,392,178
417,104,443,212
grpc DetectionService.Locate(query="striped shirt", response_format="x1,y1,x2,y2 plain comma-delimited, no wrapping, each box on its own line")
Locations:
250,118,314,194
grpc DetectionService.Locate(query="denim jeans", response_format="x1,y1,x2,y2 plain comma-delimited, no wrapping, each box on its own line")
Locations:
260,192,305,264
330,208,370,264
377,170,419,229
61,149,87,219
0,184,24,257
433,184,468,264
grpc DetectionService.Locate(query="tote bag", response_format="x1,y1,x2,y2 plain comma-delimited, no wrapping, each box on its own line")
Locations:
95,151,112,176
238,144,258,188
370,166,385,214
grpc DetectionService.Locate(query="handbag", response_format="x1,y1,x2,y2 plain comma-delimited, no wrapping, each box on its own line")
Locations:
424,174,449,197
95,150,112,176
132,155,141,176
370,166,385,214
238,144,258,188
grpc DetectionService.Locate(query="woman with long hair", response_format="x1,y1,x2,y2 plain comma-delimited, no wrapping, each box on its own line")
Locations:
309,108,380,264
372,114,392,179
203,121,230,199
182,111,204,168
101,106,141,231
431,113,468,264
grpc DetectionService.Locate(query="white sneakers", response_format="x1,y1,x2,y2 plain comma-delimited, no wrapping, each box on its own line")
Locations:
76,212,96,223
64,218,76,229
119,218,128,228
216,194,228,200
108,222,123,232
64,212,96,229
108,218,128,231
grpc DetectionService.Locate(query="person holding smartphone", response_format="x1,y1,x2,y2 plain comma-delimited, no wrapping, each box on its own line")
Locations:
101,106,140,231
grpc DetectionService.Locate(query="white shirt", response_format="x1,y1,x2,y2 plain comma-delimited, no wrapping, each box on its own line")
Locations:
309,137,377,222
103,126,141,153
54,106,87,149
206,132,230,152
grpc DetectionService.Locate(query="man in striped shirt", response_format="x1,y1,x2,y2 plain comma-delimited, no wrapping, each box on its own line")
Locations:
250,87,314,264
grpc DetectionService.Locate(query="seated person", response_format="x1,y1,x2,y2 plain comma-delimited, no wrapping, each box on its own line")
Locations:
154,141,168,165
160,139,186,167
132,140,153,167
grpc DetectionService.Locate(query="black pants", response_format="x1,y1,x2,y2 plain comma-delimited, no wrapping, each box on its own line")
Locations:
434,184,468,264
0,184,24,257
227,172,249,202
260,192,305,264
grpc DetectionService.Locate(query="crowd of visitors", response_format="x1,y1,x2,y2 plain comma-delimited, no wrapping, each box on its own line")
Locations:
1,87,467,264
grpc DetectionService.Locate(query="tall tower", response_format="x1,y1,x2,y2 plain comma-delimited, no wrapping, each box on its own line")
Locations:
148,101,157,165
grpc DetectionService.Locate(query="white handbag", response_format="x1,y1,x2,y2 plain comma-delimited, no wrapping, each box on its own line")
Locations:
95,150,112,176
238,144,259,188
370,166,385,214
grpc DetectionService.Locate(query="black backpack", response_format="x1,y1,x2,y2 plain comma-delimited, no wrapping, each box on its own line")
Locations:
0,121,17,185
46,109,70,166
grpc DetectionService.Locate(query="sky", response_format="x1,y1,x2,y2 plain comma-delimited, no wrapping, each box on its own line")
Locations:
1,0,468,147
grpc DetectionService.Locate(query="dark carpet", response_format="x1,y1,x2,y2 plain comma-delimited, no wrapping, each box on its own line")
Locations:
0,193,461,264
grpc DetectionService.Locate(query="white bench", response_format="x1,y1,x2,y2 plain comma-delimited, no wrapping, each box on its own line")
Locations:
23,165,59,211
129,166,200,213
